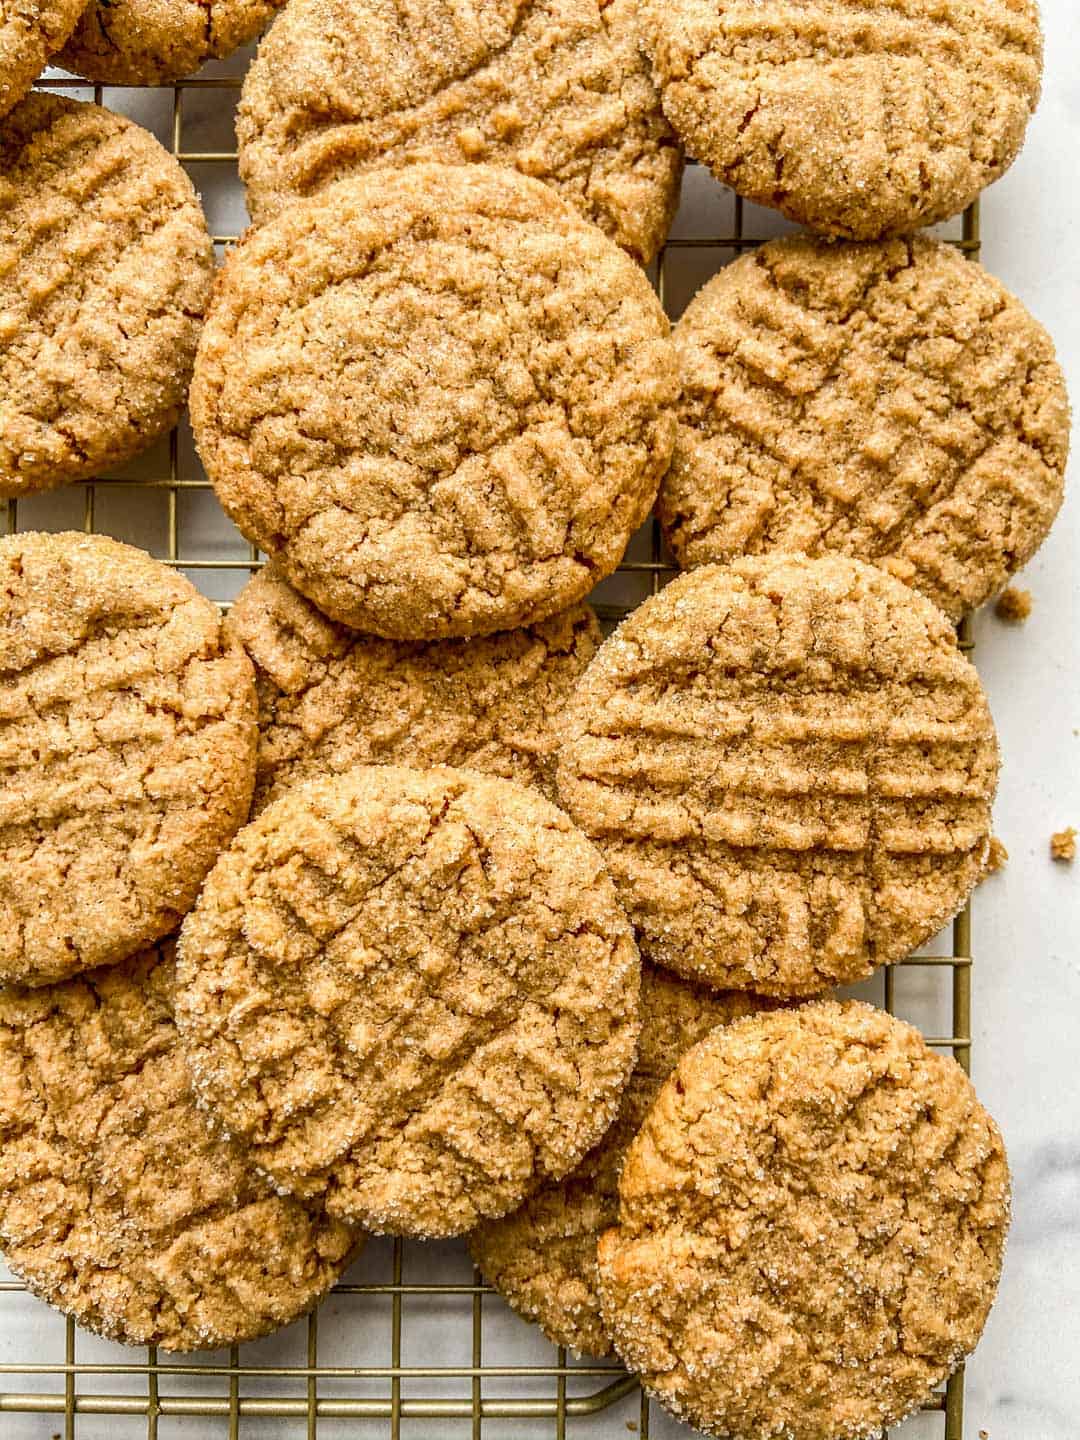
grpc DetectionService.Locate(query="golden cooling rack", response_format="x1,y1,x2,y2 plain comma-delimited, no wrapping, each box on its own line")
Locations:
0,68,980,1440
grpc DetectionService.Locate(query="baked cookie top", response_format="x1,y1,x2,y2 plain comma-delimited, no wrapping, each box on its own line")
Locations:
658,235,1070,620
0,0,84,119
59,0,287,85
596,1000,1011,1440
556,555,999,996
0,942,358,1351
639,0,1042,239
469,966,776,1356
176,765,641,1239
0,95,214,499
0,531,257,987
237,0,682,264
191,163,676,640
227,560,601,812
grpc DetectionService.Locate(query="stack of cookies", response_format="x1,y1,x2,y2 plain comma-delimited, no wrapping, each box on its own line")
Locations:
0,1,1068,1436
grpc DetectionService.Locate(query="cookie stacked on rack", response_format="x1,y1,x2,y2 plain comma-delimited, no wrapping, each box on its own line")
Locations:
0,1,1069,1436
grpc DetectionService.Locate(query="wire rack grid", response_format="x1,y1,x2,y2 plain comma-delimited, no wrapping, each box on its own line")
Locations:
0,62,983,1440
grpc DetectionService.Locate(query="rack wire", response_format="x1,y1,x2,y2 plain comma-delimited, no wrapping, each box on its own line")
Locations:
0,64,982,1440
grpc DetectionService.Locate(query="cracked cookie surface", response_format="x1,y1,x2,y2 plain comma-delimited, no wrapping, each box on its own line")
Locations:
659,235,1070,620
0,531,257,987
227,560,601,812
469,965,777,1356
237,0,683,264
0,95,214,499
191,163,676,640
556,555,999,997
639,0,1042,239
0,0,84,118
59,0,287,85
176,764,641,1238
596,1000,1011,1440
0,941,358,1351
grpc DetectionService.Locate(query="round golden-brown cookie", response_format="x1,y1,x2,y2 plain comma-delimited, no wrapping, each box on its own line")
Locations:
639,0,1042,239
556,555,999,997
0,531,257,988
176,765,642,1239
596,1000,1011,1440
226,560,602,813
58,0,287,85
658,235,1070,620
0,941,359,1352
469,966,778,1356
0,95,214,499
0,0,84,119
237,0,683,265
190,163,677,641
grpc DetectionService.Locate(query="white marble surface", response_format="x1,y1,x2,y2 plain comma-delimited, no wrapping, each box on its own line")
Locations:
3,4,1079,1437
954,5,1080,1434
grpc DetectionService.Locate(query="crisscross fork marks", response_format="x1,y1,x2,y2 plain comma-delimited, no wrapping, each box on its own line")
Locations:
557,556,999,996
177,765,641,1238
659,235,1069,618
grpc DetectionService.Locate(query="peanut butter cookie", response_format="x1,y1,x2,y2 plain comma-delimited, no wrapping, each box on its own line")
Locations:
0,532,257,988
639,0,1042,239
469,966,777,1356
191,163,676,640
0,941,359,1351
0,95,214,499
556,555,999,997
59,0,287,85
227,560,601,812
237,0,682,265
658,235,1070,620
176,765,641,1238
596,1000,1011,1440
0,0,84,119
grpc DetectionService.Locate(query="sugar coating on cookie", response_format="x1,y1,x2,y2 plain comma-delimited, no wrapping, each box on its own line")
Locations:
0,0,84,119
596,1000,1011,1440
227,561,602,813
59,0,287,85
0,532,257,987
658,235,1070,620
0,95,214,499
237,0,683,264
639,0,1042,239
557,555,999,997
469,966,777,1356
0,943,358,1351
191,163,676,640
176,765,642,1238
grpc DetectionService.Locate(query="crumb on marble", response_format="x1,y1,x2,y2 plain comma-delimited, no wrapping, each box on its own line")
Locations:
995,586,1033,623
1051,828,1077,863
986,836,1009,875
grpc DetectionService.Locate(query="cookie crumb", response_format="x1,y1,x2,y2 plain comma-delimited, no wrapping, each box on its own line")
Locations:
995,586,1033,623
1051,828,1077,863
986,837,1009,875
